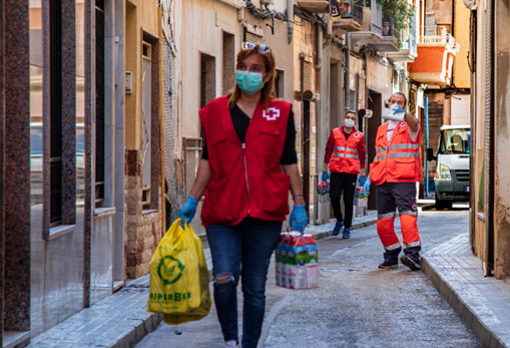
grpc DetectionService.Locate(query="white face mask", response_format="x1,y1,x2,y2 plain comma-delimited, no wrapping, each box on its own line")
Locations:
344,118,355,128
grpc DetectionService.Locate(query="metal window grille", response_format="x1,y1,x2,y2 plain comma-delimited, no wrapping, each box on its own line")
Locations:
303,61,312,92
50,0,63,225
350,0,364,23
243,27,263,44
95,6,105,205
163,39,180,224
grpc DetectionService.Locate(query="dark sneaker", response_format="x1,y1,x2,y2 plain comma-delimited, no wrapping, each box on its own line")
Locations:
378,260,399,269
342,228,351,239
332,220,344,236
400,255,421,271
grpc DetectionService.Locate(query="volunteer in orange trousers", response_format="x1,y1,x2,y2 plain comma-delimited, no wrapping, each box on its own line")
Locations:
322,111,366,239
363,92,422,271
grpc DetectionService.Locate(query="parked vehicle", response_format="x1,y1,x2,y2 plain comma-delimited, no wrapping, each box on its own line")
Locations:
427,125,471,210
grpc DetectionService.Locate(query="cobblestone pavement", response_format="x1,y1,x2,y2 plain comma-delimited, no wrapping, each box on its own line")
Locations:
136,209,481,348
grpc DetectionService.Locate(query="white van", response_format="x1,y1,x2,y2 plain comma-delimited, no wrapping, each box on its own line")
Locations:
427,125,471,210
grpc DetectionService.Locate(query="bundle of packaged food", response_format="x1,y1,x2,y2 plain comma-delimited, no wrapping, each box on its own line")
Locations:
275,232,319,290
355,186,368,208
316,181,330,204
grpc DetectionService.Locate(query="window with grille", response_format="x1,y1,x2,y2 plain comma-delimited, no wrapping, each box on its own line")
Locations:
222,32,235,95
303,61,312,92
50,0,63,226
95,3,105,206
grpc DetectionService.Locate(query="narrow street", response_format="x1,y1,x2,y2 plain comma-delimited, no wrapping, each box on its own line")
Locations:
136,209,480,348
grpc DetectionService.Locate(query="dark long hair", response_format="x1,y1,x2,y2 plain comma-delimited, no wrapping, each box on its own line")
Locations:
228,45,276,111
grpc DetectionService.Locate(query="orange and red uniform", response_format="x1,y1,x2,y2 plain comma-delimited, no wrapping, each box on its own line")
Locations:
324,126,366,174
369,120,421,263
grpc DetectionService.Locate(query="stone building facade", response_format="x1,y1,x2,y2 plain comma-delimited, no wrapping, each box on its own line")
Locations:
469,0,510,279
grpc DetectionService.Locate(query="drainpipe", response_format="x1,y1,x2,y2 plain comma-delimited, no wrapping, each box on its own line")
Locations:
287,0,293,44
315,25,323,69
344,33,351,113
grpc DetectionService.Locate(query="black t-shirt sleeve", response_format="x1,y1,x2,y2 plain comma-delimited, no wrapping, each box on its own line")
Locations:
201,132,208,160
280,109,298,165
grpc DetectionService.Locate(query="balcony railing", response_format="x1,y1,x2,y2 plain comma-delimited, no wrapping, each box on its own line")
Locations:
382,18,396,37
419,25,460,53
369,0,383,36
342,0,364,23
400,30,417,55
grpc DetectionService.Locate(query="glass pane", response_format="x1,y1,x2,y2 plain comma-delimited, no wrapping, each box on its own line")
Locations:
30,0,44,207
77,0,85,206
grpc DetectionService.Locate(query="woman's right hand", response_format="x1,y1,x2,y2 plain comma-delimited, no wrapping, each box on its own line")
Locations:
180,195,198,227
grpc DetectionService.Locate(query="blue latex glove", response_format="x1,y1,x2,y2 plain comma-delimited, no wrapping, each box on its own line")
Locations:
393,104,405,115
359,176,366,187
289,204,308,232
322,171,329,182
363,177,371,195
179,195,198,227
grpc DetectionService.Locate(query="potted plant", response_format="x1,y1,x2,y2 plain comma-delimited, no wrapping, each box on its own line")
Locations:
337,0,350,16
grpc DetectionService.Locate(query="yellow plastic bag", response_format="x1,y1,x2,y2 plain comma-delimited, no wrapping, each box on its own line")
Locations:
147,218,212,325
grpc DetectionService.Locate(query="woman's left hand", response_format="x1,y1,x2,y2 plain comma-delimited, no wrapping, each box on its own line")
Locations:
290,204,308,232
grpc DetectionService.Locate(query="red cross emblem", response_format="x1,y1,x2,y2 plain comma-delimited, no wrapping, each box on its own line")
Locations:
401,122,407,127
263,107,281,121
353,132,360,138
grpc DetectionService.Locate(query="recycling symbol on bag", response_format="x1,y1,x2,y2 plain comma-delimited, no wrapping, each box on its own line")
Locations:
157,255,185,285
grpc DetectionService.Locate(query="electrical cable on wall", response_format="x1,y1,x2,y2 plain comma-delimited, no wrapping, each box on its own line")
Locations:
244,0,327,30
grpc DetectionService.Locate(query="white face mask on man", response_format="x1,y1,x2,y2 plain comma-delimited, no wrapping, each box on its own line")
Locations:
344,118,355,128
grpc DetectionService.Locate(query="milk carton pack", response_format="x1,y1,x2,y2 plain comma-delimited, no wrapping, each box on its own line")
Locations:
276,232,319,290
355,186,368,208
316,181,331,204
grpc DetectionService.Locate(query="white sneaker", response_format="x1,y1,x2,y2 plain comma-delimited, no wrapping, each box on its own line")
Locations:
225,340,237,348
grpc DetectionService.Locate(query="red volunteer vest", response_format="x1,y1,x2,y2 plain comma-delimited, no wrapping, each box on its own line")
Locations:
369,121,421,186
199,95,292,227
329,126,364,175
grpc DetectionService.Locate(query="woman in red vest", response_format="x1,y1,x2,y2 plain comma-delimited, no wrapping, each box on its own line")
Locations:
179,43,307,348
364,92,422,271
322,111,366,239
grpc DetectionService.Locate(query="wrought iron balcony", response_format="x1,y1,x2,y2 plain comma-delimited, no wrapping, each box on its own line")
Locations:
332,0,364,32
341,0,364,22
386,13,418,62
350,0,398,52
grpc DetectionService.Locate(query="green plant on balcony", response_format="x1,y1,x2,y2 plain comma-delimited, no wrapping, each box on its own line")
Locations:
375,0,416,48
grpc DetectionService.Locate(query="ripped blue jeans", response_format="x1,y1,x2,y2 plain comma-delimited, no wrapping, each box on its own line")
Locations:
206,217,282,348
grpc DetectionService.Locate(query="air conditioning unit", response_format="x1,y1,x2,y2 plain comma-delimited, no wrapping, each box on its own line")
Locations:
463,0,478,10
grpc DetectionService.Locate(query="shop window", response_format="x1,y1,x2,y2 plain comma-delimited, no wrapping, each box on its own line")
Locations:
95,3,105,206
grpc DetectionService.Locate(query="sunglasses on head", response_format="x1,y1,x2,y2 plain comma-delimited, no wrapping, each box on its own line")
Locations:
241,42,272,53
